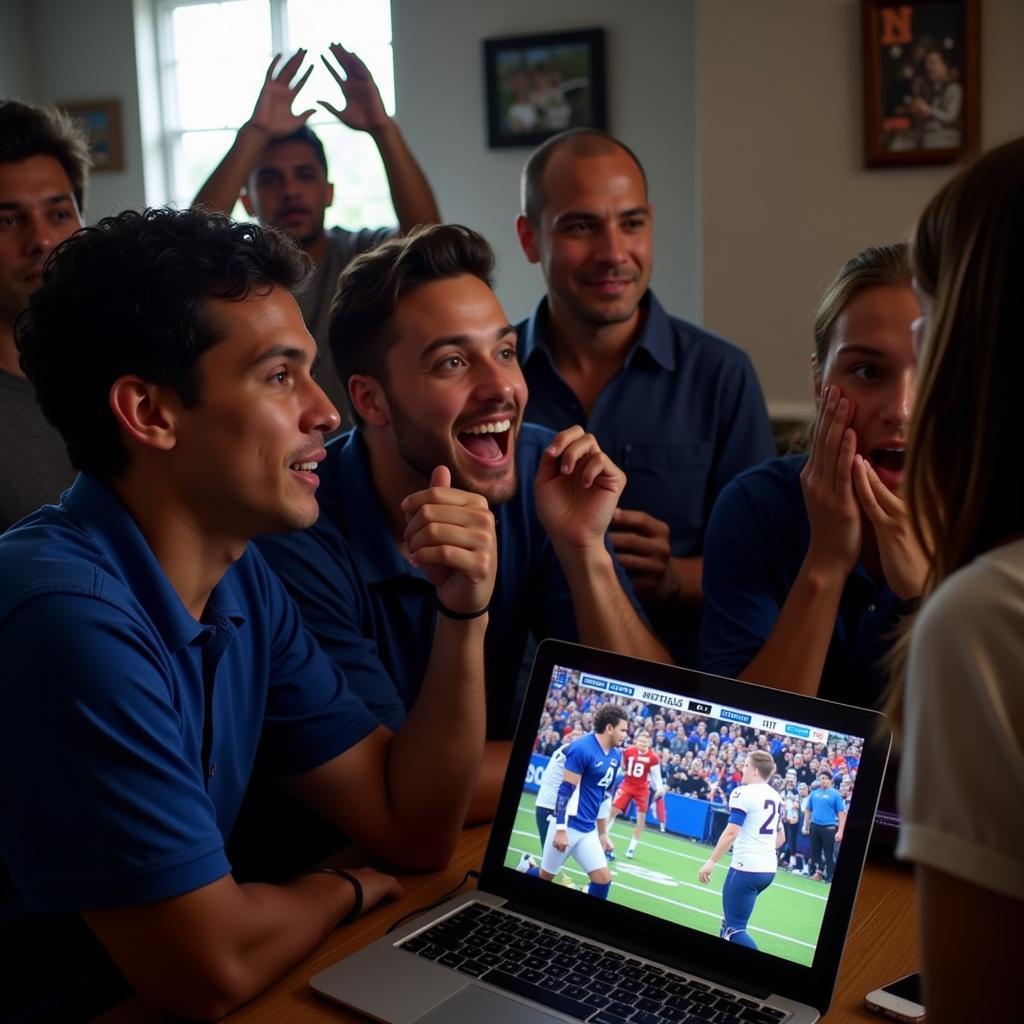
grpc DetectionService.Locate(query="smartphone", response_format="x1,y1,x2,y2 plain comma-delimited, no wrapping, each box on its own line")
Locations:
865,972,925,1022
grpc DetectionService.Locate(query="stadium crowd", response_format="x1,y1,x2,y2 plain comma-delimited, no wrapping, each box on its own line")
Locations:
534,677,861,873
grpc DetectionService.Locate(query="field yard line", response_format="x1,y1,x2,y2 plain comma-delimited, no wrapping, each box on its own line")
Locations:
599,817,828,903
513,809,827,904
508,843,816,951
510,827,724,901
512,827,720,901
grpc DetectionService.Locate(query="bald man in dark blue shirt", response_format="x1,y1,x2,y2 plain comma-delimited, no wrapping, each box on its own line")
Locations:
515,129,775,664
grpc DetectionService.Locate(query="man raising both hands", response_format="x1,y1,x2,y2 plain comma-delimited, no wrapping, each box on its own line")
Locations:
194,44,440,414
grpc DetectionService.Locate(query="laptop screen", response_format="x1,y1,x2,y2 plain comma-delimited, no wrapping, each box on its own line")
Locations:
499,660,868,970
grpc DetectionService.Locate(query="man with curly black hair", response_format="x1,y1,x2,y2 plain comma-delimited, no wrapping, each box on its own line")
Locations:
0,208,492,1020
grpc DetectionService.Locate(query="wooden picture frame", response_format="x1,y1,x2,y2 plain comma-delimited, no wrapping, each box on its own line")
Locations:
861,0,980,168
483,28,607,149
59,99,124,172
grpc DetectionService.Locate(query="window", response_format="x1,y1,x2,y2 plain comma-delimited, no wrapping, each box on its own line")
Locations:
154,0,395,229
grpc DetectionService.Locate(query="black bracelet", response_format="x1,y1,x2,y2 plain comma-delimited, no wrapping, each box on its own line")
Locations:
436,598,489,620
311,867,363,925
897,596,923,616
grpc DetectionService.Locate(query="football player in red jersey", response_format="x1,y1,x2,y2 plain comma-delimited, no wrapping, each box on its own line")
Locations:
608,730,666,857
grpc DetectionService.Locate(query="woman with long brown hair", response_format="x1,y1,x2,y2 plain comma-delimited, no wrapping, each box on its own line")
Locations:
895,137,1024,1018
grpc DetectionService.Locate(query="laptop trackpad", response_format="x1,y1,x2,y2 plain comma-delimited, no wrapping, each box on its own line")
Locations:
417,984,563,1024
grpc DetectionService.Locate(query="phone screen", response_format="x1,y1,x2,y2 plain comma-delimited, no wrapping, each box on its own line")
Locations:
883,973,922,1002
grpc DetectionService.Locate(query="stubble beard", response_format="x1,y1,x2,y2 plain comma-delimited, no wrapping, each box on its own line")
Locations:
563,281,644,330
389,400,519,508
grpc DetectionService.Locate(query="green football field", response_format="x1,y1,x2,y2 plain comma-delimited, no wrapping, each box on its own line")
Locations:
504,791,827,967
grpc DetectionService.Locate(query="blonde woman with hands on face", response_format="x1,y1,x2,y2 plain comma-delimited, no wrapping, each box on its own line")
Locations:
699,244,928,705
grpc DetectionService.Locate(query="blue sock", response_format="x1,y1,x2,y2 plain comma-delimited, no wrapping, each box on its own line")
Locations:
588,881,611,899
526,866,540,878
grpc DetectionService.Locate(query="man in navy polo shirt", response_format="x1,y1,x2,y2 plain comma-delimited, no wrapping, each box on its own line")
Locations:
0,209,493,1020
514,129,775,664
257,224,668,821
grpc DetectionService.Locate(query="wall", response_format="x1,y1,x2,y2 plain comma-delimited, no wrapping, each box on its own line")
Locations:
26,0,146,220
0,0,34,100
391,0,700,326
8,0,698,328
4,0,1022,415
699,0,1024,417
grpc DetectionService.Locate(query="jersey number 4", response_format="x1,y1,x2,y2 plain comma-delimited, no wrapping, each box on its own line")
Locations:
598,766,616,789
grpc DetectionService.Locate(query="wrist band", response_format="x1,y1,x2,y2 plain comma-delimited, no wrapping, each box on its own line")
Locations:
897,596,922,616
312,867,363,925
436,598,489,621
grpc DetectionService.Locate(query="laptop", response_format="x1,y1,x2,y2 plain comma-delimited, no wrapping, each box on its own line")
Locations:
312,639,891,1023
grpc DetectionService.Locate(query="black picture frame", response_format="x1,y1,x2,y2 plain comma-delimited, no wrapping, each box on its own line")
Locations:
483,28,607,149
861,0,980,168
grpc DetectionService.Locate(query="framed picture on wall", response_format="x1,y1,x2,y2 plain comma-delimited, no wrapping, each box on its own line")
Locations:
483,28,607,149
861,0,980,168
59,99,124,172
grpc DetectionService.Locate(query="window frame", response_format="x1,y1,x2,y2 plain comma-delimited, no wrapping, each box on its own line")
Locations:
150,0,395,220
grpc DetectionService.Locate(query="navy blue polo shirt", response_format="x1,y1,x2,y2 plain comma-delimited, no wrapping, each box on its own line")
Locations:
257,424,632,740
0,475,378,914
518,292,775,663
698,454,903,708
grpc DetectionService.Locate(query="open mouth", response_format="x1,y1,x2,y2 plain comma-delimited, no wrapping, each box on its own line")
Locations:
868,448,905,473
456,419,512,463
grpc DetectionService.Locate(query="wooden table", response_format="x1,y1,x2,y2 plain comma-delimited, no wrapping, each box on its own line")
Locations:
95,827,918,1024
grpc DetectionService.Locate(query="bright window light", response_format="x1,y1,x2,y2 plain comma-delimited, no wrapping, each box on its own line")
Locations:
155,0,395,230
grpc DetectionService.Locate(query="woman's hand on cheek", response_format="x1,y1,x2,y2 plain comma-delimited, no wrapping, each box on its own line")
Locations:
852,455,929,600
800,384,862,580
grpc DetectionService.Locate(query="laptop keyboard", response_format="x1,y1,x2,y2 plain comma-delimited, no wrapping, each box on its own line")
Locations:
398,903,789,1024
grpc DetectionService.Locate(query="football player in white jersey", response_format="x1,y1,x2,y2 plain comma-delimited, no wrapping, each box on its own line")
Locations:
534,725,582,845
697,750,784,949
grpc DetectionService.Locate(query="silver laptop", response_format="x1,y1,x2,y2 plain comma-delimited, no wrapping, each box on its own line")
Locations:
312,639,891,1023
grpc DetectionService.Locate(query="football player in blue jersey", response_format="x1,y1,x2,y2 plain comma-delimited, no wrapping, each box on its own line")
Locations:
533,723,615,859
698,750,784,949
518,703,628,898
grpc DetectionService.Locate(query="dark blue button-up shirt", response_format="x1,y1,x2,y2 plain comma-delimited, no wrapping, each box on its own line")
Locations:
518,291,775,662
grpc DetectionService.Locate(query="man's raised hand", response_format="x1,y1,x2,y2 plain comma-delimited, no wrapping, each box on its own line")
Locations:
535,426,626,551
248,52,316,138
401,466,497,617
318,43,389,133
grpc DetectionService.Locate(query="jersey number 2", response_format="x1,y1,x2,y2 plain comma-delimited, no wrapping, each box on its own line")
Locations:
759,799,778,835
